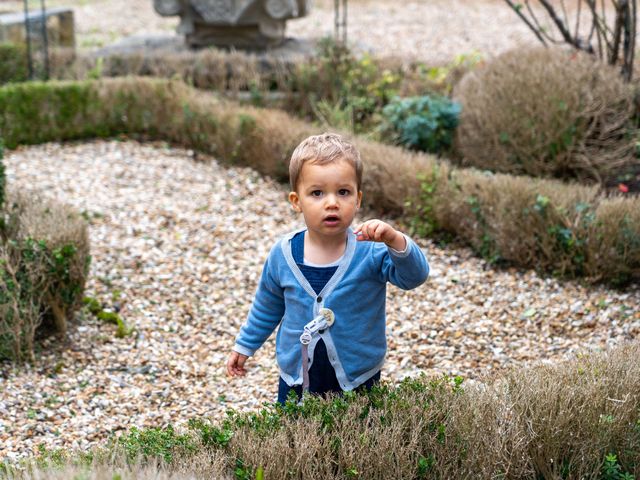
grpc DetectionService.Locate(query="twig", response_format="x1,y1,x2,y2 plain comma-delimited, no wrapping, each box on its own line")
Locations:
560,0,571,34
610,0,625,63
539,0,580,46
575,0,583,44
503,0,549,45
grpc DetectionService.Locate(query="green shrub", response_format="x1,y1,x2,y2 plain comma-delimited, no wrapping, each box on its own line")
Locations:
117,425,197,463
291,38,401,131
0,42,28,84
0,190,90,361
380,95,461,153
454,47,637,183
399,51,483,97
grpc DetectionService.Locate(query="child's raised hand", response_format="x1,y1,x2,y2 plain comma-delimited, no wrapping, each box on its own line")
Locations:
226,351,249,377
354,219,406,251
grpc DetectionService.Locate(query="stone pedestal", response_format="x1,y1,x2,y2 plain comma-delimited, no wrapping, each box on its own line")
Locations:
154,0,311,49
0,8,75,49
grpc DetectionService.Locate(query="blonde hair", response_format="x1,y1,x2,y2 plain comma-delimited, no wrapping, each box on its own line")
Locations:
289,133,363,191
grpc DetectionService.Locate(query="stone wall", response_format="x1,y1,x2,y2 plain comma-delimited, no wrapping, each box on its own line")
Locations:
0,7,74,49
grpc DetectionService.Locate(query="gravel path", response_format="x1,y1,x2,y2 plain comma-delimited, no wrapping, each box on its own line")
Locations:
1,140,638,461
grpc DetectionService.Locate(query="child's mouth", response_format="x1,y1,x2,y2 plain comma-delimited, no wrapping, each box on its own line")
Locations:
323,216,340,226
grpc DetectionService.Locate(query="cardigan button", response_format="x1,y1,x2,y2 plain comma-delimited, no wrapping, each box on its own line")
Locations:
317,296,322,303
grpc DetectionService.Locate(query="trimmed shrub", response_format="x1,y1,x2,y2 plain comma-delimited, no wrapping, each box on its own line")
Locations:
0,189,90,361
0,78,638,284
454,47,637,183
52,40,443,129
0,42,28,84
7,342,640,479
379,95,461,153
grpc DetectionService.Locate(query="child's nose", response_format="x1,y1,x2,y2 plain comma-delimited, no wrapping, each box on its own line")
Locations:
325,194,339,207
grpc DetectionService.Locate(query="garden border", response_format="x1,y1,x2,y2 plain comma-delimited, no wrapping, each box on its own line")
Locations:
0,77,638,285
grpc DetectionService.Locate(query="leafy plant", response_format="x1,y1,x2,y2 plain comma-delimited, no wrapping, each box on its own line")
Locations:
84,296,134,338
467,195,501,264
187,418,233,448
117,425,196,463
601,453,635,480
413,51,483,95
406,168,440,237
297,38,400,132
380,95,461,153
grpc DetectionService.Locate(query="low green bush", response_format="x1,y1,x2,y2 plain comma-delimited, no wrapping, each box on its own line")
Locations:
6,342,639,479
0,77,638,284
0,42,28,84
379,95,461,154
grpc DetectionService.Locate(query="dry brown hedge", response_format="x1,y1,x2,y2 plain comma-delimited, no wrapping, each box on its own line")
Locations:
1,77,638,284
0,189,90,361
6,341,640,479
454,47,637,184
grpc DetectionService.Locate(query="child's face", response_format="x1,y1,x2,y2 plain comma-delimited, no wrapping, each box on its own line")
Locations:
288,159,362,241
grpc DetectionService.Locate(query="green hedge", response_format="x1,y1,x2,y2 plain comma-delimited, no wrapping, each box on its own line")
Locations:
0,78,638,284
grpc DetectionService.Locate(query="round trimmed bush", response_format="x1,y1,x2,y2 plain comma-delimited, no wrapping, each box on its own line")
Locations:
453,47,637,183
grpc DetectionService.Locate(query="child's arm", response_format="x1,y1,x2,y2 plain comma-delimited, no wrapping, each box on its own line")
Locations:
354,219,429,289
227,247,285,377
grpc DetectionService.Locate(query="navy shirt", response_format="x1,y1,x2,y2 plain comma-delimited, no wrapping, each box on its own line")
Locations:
291,231,338,294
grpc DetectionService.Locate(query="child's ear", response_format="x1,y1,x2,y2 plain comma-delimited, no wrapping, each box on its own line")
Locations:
356,190,363,209
288,191,302,212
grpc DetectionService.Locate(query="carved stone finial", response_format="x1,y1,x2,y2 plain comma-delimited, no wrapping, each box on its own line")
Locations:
153,0,311,49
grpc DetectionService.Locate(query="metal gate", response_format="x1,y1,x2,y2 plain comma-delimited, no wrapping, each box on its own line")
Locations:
22,0,50,80
334,0,347,45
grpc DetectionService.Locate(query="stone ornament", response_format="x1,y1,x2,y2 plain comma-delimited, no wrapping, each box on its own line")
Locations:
153,0,311,48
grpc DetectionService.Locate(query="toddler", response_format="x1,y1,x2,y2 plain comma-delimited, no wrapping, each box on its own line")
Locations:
226,132,429,403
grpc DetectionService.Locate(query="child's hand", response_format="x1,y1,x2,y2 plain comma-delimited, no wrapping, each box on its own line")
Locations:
226,351,249,377
354,220,406,251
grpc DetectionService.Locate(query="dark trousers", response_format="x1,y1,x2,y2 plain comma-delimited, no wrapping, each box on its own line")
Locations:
277,338,380,404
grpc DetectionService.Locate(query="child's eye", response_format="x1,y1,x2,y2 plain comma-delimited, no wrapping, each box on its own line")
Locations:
310,190,323,197
338,189,351,196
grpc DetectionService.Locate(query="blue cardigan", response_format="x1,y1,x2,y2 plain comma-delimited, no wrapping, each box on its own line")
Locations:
234,227,430,390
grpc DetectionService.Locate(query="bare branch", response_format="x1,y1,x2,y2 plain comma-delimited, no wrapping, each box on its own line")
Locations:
504,0,637,81
630,0,637,79
538,0,585,48
622,0,635,79
503,0,549,45
610,0,625,63
574,0,583,43
526,1,559,43
586,0,607,57
560,0,571,32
